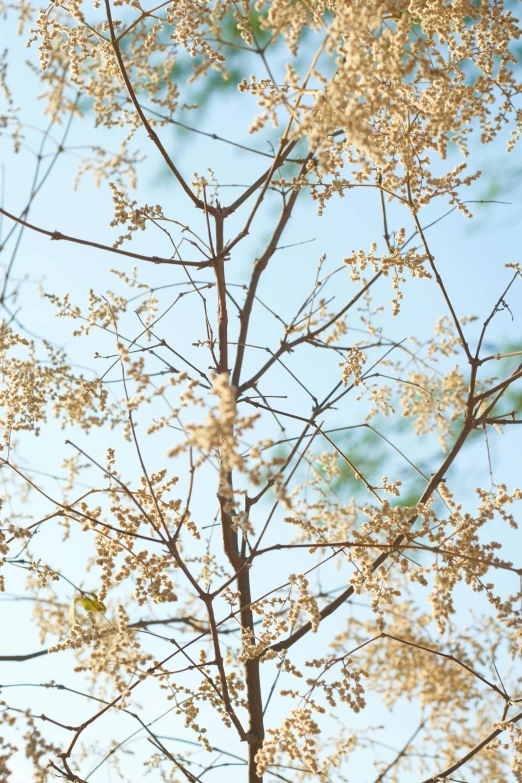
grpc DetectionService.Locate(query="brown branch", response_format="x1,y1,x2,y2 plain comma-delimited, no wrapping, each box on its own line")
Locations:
266,422,473,654
421,709,522,782
103,0,205,212
212,204,265,781
467,272,520,413
223,140,298,217
409,202,472,363
236,561,265,783
0,206,210,268
382,633,507,699
1,98,77,301
474,272,519,363
253,541,521,576
138,103,303,164
231,153,311,389
147,737,204,783
482,417,522,425
473,364,522,403
479,349,522,364
0,614,218,664
238,271,382,395
214,209,228,375
0,648,50,662
204,597,247,741
372,720,425,783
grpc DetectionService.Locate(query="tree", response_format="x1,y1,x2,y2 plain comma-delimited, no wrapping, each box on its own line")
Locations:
1,1,522,781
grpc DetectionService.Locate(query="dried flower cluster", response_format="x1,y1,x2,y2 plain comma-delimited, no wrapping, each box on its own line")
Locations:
0,1,522,782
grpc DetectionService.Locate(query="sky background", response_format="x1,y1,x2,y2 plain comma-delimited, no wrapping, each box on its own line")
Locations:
1,5,522,782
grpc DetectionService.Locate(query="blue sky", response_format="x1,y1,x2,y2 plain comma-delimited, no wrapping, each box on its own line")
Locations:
1,6,522,782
